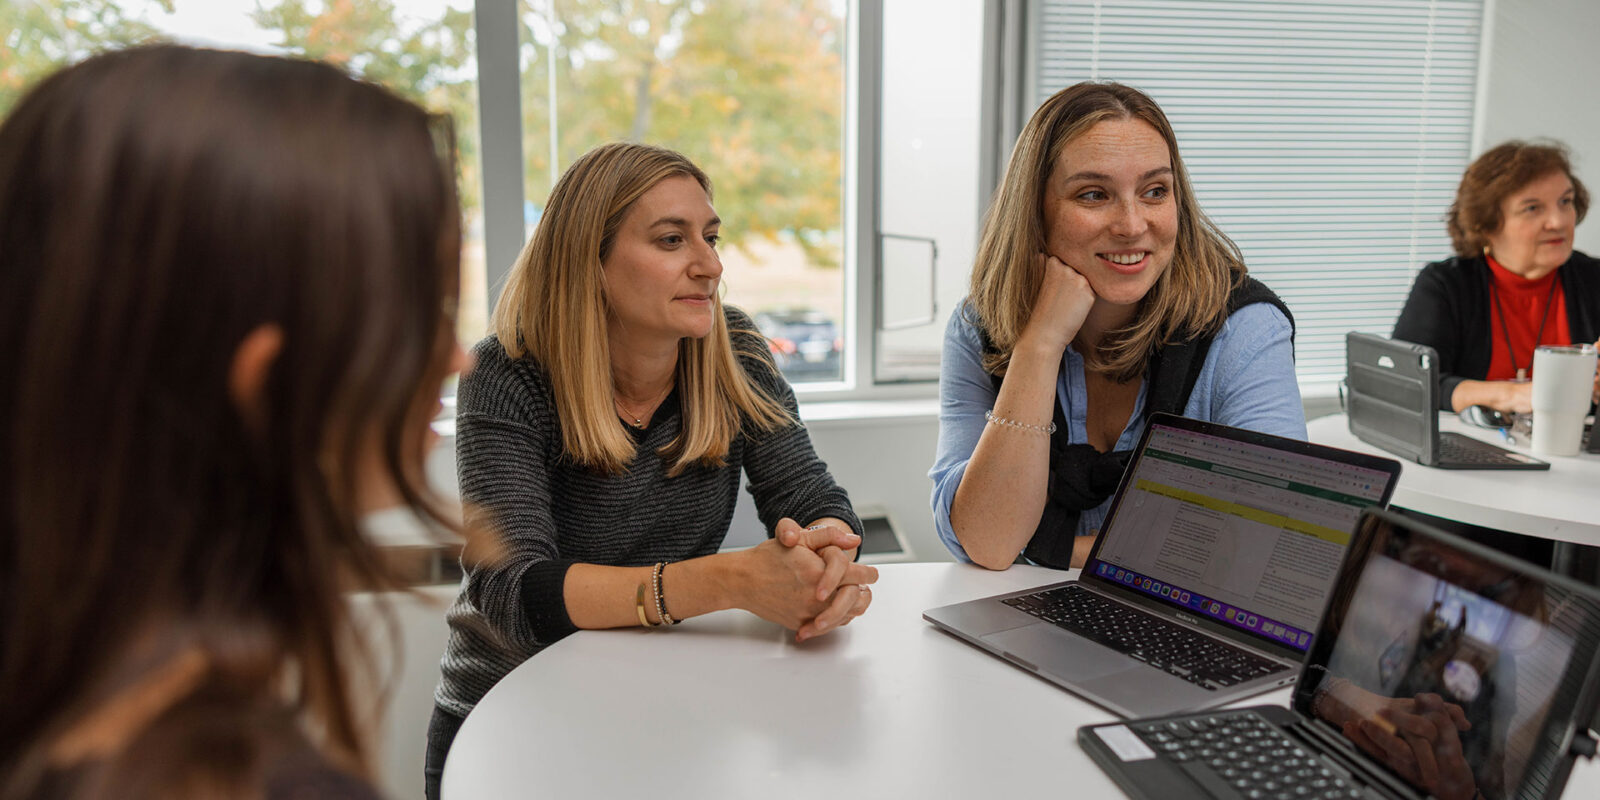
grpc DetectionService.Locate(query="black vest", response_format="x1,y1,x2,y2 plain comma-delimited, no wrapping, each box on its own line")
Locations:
981,275,1294,569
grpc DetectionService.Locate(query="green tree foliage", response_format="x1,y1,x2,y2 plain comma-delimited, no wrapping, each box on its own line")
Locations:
0,0,173,113
520,0,845,266
253,0,482,213
2,0,847,267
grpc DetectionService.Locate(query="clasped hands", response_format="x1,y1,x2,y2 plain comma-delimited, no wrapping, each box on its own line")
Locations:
741,517,877,643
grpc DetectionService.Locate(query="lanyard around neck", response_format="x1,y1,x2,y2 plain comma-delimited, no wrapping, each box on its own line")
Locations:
1489,275,1558,381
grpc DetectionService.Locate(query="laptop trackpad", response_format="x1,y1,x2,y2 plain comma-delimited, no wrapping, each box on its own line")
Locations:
983,624,1134,680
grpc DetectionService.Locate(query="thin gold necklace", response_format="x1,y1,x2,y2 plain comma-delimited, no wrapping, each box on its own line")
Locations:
613,383,672,428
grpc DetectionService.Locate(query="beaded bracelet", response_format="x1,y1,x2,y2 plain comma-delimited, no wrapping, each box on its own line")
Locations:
651,562,679,626
984,409,1056,435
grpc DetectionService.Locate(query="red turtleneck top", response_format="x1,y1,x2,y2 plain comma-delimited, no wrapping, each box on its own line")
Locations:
1485,254,1570,381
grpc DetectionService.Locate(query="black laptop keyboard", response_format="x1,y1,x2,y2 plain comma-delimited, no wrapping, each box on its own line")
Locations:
1437,431,1532,465
1002,585,1290,690
1129,710,1365,800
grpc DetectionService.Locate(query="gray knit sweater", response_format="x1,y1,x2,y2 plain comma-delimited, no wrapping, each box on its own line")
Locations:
433,307,862,719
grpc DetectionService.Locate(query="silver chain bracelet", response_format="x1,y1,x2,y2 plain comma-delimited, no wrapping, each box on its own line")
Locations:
984,409,1056,435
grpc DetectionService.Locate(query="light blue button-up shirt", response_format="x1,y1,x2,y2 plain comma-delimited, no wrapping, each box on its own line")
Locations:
929,300,1307,563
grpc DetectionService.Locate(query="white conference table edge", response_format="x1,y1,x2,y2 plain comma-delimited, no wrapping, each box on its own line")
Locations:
1306,412,1600,548
441,562,1600,799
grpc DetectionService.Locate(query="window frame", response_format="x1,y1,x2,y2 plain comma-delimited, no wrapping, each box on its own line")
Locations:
468,0,945,404
473,0,524,323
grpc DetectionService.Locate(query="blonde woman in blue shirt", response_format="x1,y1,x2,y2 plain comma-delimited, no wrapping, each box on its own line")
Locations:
930,82,1305,571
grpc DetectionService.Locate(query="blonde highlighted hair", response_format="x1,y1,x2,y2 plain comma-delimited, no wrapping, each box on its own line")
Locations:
492,142,792,475
970,81,1245,383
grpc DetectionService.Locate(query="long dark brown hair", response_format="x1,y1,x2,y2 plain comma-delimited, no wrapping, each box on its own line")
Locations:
0,46,460,796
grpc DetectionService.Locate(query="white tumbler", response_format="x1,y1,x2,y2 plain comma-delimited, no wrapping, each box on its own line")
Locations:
1531,344,1598,457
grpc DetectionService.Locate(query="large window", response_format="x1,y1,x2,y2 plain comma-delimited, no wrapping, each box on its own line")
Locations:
1,0,489,352
3,1,991,396
515,0,850,384
15,2,1472,400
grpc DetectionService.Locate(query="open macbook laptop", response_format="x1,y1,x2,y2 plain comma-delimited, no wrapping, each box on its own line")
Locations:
924,414,1402,719
1346,332,1548,470
1080,507,1600,800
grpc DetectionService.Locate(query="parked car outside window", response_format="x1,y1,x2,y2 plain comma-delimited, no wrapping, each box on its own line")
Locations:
753,308,842,382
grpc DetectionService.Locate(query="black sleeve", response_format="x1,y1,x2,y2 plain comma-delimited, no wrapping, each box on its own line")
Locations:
1394,264,1469,411
1563,251,1600,346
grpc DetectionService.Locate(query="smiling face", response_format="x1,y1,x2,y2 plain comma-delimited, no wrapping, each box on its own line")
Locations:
602,174,723,345
1042,117,1178,312
1485,170,1578,280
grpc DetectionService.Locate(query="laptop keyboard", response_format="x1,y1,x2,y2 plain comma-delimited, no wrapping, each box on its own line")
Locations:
1129,710,1366,800
1002,585,1290,690
1437,431,1533,465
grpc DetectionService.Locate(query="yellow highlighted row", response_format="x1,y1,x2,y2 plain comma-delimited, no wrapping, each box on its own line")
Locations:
1134,479,1352,546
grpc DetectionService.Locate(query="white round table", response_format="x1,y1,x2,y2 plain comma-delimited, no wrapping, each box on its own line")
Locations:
440,562,1600,798
1307,412,1600,549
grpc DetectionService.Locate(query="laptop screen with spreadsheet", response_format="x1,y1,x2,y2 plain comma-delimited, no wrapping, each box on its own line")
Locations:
1086,420,1394,654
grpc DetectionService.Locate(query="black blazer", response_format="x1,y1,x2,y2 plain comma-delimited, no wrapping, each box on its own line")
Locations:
1392,250,1600,410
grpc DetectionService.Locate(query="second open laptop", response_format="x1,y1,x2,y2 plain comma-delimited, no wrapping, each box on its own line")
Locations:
1345,331,1549,470
1080,507,1600,800
924,414,1402,719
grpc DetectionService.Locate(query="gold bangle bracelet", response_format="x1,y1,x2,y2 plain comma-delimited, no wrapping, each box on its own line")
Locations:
635,582,658,627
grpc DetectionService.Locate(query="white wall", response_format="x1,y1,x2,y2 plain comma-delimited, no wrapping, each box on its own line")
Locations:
803,413,945,559
627,408,950,562
1477,0,1600,255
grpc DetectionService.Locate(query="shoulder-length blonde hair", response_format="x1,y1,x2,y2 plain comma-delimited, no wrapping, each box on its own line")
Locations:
969,81,1245,382
493,142,792,476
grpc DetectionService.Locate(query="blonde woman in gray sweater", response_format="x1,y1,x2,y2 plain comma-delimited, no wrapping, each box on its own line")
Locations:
426,142,875,798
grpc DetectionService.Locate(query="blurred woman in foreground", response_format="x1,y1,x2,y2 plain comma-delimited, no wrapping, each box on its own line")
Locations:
0,46,468,798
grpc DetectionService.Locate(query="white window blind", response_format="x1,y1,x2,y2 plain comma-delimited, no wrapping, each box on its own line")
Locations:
1034,0,1483,388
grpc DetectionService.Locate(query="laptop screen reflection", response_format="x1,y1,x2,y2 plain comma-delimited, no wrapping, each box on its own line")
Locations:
1306,517,1595,800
